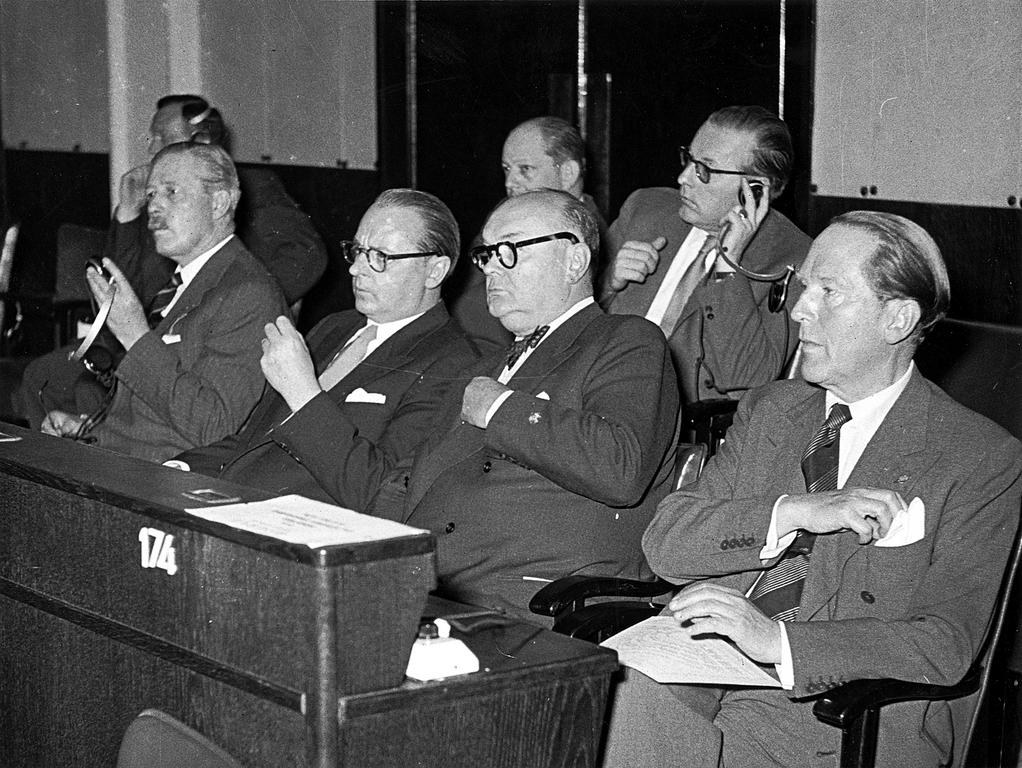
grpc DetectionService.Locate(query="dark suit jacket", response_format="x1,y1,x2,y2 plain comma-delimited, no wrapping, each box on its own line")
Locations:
177,303,479,510
602,187,811,402
107,167,327,305
643,372,1022,766
94,237,287,463
402,302,680,622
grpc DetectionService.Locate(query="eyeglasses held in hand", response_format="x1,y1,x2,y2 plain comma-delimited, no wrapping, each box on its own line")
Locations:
471,232,580,270
679,146,749,185
341,241,439,273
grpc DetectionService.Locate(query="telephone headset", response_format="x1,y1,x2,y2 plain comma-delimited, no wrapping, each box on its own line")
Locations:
716,179,797,313
68,259,116,385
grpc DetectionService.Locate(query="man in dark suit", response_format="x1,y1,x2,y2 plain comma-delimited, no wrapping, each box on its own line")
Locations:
448,116,607,355
600,106,811,403
20,94,326,428
601,212,1022,768
401,189,679,622
41,142,287,463
172,189,478,510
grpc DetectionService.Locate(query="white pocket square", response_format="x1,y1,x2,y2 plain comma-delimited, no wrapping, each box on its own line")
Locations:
345,388,386,404
161,333,182,344
875,496,925,547
536,391,551,400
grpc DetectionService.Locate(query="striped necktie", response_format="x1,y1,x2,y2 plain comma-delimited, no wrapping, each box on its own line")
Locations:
749,403,853,621
146,271,183,328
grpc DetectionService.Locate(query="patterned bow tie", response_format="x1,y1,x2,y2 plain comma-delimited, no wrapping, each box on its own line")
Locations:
506,325,549,368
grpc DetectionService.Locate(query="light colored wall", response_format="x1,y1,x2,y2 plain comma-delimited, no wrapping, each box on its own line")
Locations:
1,0,377,203
812,0,1020,208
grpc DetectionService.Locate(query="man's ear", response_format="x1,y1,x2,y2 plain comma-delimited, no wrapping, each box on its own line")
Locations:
424,255,452,289
558,159,582,194
210,188,235,221
883,298,922,345
564,241,591,284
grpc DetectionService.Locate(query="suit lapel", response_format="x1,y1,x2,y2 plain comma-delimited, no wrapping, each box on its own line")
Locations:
502,303,600,391
155,238,239,332
801,371,936,619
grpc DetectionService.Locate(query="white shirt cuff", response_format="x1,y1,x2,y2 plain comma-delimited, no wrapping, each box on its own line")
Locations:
759,494,798,560
162,459,190,472
775,621,795,689
483,390,515,426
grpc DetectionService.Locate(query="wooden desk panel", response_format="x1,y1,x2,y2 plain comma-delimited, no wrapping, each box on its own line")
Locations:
0,428,618,767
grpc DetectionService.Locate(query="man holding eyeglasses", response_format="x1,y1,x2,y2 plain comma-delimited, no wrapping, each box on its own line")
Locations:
600,105,811,404
397,189,679,622
170,189,478,510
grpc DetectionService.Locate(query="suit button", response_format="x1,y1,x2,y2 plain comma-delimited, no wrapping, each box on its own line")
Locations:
860,591,875,604
445,522,456,534
706,311,715,320
482,461,492,473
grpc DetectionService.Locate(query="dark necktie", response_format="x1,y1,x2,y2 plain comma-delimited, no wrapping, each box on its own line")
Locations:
749,403,853,622
505,325,549,369
147,271,183,328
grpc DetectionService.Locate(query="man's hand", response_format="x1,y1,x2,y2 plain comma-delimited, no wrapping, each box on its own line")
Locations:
775,487,905,544
460,376,510,428
115,163,151,223
668,583,782,665
716,178,770,267
260,315,320,413
606,236,668,293
86,258,149,351
41,410,86,438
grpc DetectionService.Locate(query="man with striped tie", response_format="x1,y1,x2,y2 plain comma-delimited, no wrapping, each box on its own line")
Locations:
40,143,286,463
171,189,478,511
601,212,1022,768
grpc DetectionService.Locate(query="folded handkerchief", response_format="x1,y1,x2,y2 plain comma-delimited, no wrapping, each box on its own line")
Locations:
875,496,925,547
161,333,182,344
345,387,386,404
536,391,551,400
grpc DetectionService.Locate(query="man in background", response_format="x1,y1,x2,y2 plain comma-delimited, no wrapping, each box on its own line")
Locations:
601,105,810,404
42,143,286,463
172,189,478,510
448,116,606,353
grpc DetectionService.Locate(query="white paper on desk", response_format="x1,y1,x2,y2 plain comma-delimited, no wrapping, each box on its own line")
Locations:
601,617,782,687
874,496,925,548
184,494,427,548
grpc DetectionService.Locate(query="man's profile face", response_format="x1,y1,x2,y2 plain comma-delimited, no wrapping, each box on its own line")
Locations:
501,125,563,198
147,105,192,158
677,122,755,233
790,224,895,402
145,153,220,264
480,197,577,336
348,205,441,324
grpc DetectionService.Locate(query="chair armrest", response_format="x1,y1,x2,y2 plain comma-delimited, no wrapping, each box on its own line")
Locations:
813,666,982,728
529,575,675,617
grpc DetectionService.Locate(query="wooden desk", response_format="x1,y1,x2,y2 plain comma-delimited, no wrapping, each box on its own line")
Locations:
0,427,617,767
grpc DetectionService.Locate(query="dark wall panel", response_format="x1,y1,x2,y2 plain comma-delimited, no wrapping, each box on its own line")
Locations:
809,195,1022,325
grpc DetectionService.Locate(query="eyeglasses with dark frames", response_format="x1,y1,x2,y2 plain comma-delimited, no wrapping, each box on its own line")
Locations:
470,231,580,270
341,241,440,273
679,146,749,185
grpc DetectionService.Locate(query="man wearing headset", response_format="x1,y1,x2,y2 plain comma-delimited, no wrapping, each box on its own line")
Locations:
599,105,811,404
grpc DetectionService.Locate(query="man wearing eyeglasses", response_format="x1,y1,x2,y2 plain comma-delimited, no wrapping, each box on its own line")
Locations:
398,189,679,622
169,189,478,511
600,105,811,404
448,116,607,355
